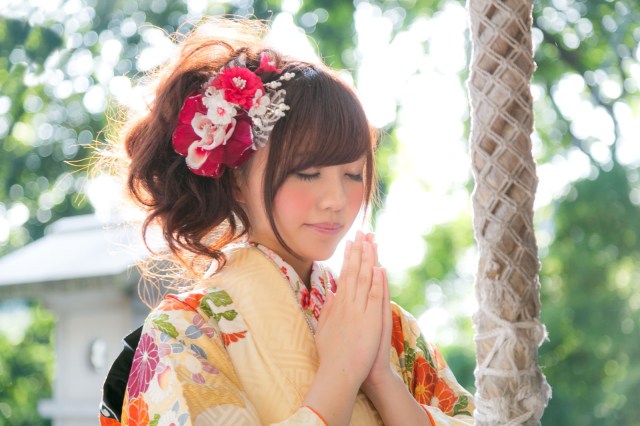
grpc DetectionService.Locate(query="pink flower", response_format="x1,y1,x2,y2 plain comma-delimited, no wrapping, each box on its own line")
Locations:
127,332,159,399
255,53,282,74
213,67,264,109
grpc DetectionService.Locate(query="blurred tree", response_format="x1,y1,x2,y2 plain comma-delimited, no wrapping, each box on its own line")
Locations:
538,164,640,425
0,0,639,424
0,302,55,426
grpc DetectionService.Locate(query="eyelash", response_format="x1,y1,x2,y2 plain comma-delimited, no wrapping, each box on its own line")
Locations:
295,172,363,182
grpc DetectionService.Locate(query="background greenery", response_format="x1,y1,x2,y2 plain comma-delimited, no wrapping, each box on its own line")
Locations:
1,0,639,424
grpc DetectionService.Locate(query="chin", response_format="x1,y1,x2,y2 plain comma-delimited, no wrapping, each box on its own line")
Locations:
306,246,338,262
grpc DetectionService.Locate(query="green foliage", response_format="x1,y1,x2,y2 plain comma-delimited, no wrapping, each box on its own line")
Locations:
395,214,474,314
0,302,55,426
539,165,640,425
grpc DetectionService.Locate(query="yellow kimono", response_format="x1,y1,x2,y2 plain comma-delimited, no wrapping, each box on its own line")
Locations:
116,244,474,425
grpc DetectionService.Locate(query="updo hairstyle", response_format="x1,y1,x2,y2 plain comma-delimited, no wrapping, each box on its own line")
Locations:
118,18,377,277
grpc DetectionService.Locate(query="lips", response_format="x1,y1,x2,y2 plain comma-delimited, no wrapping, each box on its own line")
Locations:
305,222,343,235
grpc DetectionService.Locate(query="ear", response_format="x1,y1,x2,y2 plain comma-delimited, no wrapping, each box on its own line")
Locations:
231,169,247,204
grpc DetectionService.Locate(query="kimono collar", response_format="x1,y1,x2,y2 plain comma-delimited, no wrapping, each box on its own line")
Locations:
251,243,337,333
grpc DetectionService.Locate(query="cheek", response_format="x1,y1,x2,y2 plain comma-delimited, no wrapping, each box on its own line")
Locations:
274,185,315,220
347,185,365,212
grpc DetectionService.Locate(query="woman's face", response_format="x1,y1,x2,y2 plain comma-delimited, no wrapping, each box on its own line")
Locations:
236,146,366,275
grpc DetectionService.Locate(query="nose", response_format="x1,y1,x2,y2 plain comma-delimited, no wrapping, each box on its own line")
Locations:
318,174,348,211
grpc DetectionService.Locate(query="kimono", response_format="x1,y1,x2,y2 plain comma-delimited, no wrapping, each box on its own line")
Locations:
100,243,474,425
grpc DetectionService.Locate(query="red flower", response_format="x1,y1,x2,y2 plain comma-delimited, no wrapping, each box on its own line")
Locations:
391,311,405,357
99,415,120,426
173,97,255,177
255,53,282,74
213,66,264,109
312,303,321,320
310,287,324,305
222,330,247,345
328,275,337,293
412,356,438,405
432,380,457,414
300,287,311,309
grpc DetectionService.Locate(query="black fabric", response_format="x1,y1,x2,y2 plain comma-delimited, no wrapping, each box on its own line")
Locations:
99,325,143,421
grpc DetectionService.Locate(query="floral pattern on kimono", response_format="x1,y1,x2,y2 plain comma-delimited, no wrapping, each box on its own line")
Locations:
101,244,474,425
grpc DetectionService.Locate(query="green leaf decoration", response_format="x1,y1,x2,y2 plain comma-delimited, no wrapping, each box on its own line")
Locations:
417,335,435,369
210,291,233,307
221,310,238,321
200,291,234,319
453,394,472,416
213,309,238,322
153,314,178,339
404,341,416,372
149,414,161,426
200,298,213,318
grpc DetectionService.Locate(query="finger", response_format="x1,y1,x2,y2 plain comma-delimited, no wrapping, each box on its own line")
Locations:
355,241,375,308
366,266,384,311
381,268,391,337
337,240,353,299
364,233,378,266
345,238,365,302
372,242,379,266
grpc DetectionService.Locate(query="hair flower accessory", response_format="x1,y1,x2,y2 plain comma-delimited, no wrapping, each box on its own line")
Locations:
172,52,293,178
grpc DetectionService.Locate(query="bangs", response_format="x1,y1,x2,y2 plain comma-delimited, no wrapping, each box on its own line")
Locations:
266,64,373,181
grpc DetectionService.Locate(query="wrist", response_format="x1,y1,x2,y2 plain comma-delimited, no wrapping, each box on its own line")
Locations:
362,366,399,395
304,364,361,426
361,369,432,426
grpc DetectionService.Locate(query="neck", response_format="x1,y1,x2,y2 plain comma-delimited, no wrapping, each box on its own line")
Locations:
285,256,313,289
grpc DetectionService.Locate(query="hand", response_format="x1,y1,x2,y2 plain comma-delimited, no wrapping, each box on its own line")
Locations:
361,234,395,393
314,231,385,387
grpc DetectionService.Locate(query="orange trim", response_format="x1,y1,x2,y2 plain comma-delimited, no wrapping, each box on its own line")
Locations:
421,405,437,425
303,404,329,426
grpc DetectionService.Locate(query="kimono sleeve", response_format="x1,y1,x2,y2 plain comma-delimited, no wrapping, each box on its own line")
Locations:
390,302,475,425
121,290,326,426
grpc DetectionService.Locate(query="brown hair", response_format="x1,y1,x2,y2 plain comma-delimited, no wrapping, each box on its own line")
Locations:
114,18,376,281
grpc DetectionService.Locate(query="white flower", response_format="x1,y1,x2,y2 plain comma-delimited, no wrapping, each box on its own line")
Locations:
186,140,208,169
191,113,215,145
202,90,236,125
191,113,237,151
157,410,183,426
145,365,175,404
248,89,270,117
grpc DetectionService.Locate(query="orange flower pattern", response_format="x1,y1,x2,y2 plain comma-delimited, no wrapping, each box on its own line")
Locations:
124,396,149,426
390,305,474,418
222,330,248,345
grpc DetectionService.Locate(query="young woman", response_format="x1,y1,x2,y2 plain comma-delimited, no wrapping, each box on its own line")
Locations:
99,18,474,426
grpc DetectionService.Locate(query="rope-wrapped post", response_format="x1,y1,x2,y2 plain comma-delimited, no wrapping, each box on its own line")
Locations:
467,0,551,424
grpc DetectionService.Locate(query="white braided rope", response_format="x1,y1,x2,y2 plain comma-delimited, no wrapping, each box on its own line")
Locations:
466,0,552,424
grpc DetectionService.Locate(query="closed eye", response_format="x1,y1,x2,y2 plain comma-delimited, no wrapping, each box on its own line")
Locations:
346,173,363,182
296,172,320,181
